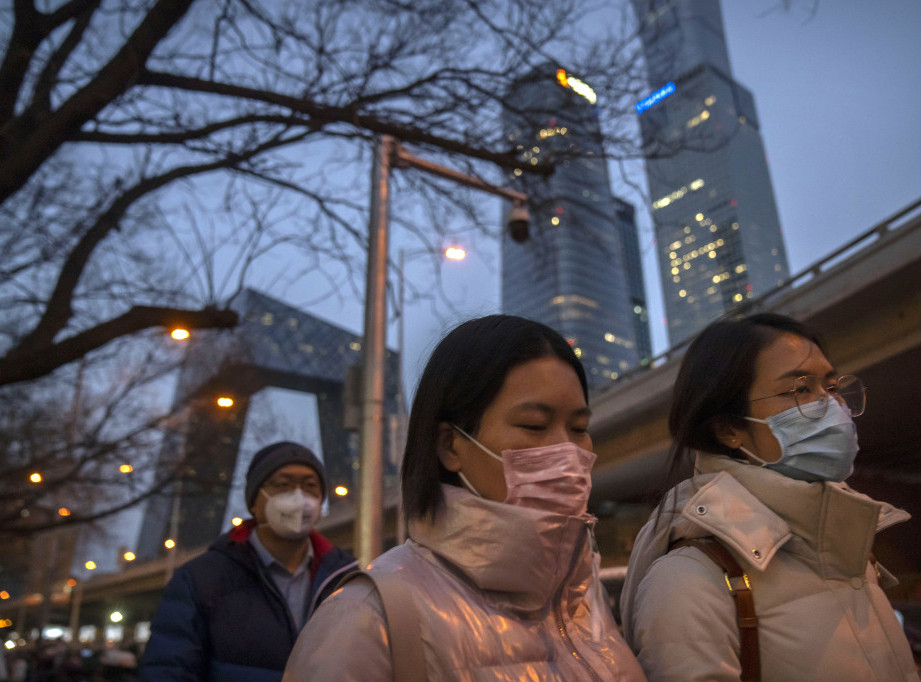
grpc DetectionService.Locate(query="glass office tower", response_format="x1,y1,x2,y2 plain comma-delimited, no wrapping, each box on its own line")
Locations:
502,63,651,388
631,0,790,345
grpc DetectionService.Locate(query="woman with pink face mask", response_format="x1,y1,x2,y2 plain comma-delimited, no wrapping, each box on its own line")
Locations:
283,315,646,681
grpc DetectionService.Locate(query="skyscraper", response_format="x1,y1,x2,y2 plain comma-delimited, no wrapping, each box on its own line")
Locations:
631,0,790,345
502,63,651,388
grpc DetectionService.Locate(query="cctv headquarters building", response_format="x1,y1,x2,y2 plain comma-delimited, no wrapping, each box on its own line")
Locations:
501,63,651,388
631,0,790,345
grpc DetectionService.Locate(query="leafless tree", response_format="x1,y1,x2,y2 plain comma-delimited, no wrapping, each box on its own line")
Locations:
0,0,656,545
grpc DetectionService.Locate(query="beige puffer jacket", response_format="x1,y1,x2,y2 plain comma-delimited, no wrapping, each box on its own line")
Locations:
284,484,646,681
621,453,918,682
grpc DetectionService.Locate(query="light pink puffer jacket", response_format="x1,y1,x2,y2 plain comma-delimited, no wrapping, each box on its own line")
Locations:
284,484,646,681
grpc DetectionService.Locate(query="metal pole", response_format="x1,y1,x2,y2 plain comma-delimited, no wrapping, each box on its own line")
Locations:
356,135,392,565
395,249,408,545
166,479,181,580
68,580,83,645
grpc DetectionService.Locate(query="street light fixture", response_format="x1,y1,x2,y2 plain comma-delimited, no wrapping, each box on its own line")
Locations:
356,135,529,565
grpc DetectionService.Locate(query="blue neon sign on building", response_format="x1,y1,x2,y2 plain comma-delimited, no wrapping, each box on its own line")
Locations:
636,82,676,114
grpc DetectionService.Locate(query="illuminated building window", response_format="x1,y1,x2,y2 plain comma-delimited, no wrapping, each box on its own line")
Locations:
705,95,716,106
261,313,274,326
678,289,687,298
603,332,635,349
684,226,691,234
550,216,560,226
668,251,677,259
551,295,599,308
673,276,680,283
709,251,716,259
735,264,747,274
733,293,743,302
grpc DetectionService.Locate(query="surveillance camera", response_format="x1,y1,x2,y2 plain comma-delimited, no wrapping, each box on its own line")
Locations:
507,204,530,243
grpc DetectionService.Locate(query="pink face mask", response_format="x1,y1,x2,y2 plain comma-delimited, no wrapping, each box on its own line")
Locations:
451,425,596,517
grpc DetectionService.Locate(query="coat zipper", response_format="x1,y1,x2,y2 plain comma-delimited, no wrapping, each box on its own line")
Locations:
555,602,603,682
552,520,603,682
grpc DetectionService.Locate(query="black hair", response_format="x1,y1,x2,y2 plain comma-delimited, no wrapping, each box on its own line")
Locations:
401,314,588,521
659,312,826,501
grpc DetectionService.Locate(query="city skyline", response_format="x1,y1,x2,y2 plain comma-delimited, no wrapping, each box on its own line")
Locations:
631,0,791,345
501,63,651,387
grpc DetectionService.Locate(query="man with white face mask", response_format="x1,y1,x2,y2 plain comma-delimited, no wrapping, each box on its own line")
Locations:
141,442,358,682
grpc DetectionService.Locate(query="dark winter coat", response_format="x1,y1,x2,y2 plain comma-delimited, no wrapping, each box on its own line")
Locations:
140,521,358,682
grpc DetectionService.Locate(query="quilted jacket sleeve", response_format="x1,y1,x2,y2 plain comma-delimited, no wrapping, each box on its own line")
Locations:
283,579,391,682
138,568,209,682
630,546,742,682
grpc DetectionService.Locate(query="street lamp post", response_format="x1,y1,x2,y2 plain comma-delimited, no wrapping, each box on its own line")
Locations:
393,245,465,544
355,135,528,565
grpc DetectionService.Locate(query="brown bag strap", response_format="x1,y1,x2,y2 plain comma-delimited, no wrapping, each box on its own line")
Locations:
339,570,427,682
671,537,761,681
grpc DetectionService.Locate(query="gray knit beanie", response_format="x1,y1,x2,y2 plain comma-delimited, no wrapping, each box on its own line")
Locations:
245,441,327,509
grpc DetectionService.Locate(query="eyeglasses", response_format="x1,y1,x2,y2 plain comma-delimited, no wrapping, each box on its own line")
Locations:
750,374,866,420
262,476,322,496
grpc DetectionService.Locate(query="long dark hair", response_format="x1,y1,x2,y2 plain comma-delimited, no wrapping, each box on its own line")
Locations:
401,314,587,521
660,312,826,501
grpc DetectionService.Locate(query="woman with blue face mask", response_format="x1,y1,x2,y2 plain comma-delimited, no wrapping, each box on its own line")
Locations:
283,314,646,681
620,313,917,682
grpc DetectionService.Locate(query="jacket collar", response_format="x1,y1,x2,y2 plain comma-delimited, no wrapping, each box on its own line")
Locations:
407,484,593,614
683,454,910,577
219,519,334,569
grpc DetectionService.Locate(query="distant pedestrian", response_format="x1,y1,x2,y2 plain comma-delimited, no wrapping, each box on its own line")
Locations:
140,442,358,681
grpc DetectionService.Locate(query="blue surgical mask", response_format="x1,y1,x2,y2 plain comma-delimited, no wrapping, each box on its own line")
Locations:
739,398,859,482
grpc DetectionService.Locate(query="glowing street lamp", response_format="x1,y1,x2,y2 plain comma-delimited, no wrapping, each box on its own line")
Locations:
119,464,133,473
123,552,136,562
164,538,176,549
29,472,42,483
170,328,190,341
84,561,96,571
334,486,349,497
216,396,234,408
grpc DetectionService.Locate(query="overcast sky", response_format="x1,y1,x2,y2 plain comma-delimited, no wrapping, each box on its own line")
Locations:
296,0,921,402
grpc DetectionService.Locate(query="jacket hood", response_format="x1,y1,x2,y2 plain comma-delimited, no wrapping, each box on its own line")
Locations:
407,484,595,614
215,519,336,571
620,453,911,644
689,454,909,576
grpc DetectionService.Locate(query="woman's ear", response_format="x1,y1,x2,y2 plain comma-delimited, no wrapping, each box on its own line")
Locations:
713,416,744,451
436,422,461,472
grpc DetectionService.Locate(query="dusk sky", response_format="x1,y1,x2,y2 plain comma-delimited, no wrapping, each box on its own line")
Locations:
296,0,921,400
